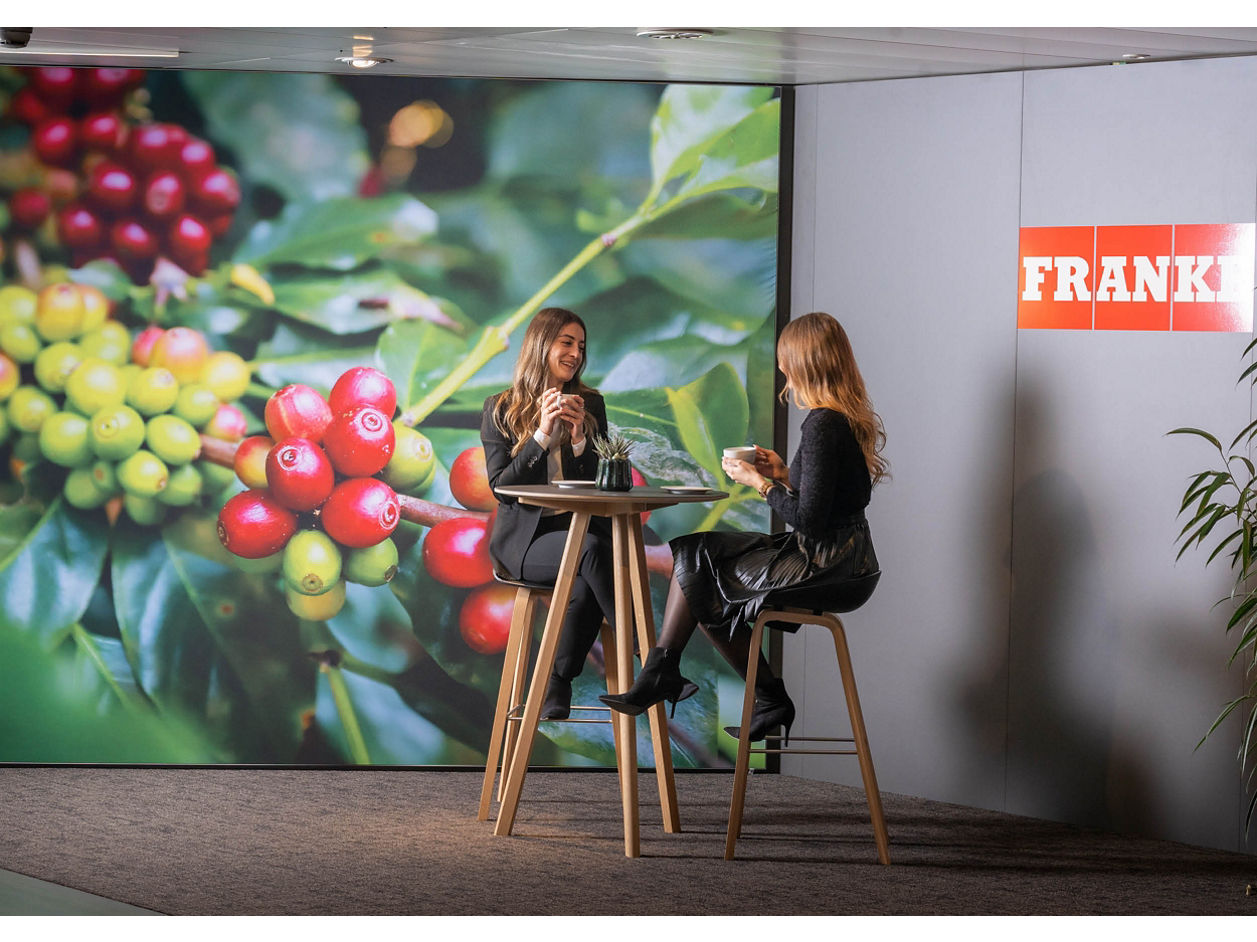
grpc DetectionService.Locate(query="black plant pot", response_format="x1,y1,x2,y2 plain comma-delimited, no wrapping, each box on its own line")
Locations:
596,457,632,491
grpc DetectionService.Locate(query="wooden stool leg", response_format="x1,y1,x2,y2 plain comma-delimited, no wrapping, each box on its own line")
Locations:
479,586,535,821
495,514,591,838
499,592,539,803
828,616,891,865
600,622,622,757
629,514,681,834
725,613,768,860
610,515,640,858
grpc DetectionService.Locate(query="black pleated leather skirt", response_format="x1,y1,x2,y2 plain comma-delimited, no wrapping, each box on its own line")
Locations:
669,514,877,639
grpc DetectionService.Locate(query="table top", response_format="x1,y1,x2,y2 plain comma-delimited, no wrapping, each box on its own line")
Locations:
494,483,728,515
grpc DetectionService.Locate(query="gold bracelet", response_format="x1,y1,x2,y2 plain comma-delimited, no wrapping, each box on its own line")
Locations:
757,479,775,499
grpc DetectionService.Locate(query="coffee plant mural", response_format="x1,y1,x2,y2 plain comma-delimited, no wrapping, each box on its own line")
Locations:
0,67,780,767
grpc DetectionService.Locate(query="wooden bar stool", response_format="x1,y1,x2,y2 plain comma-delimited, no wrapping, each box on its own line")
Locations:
477,570,619,822
725,570,890,864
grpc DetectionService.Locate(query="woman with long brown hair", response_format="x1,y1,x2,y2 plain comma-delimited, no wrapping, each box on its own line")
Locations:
480,306,624,720
601,312,885,741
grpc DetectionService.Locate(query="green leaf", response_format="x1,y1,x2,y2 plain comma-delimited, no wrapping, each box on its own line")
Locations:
323,582,424,674
0,498,110,640
664,363,750,482
487,81,657,186
664,100,781,207
180,71,370,202
649,85,775,196
376,311,479,414
111,511,314,761
252,320,376,394
234,195,438,271
269,266,464,336
1168,426,1224,453
0,626,215,763
629,191,779,242
1207,528,1244,566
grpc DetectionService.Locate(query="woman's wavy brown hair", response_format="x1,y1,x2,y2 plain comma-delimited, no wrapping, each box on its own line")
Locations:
777,312,888,485
494,307,599,455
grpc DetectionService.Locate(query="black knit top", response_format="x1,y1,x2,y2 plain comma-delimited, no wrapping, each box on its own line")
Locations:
765,408,871,538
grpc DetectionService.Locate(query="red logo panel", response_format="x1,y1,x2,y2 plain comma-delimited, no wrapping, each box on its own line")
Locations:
1018,223,1254,332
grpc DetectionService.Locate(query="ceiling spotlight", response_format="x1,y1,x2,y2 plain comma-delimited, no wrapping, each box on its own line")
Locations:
636,28,714,40
335,55,391,69
1121,53,1151,61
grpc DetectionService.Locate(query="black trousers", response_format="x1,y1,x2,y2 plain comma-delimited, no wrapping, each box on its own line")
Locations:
519,513,616,679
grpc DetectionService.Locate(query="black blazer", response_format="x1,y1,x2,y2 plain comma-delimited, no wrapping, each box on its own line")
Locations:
480,390,609,580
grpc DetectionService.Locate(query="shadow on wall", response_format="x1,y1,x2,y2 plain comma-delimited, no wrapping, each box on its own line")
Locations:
963,383,1152,832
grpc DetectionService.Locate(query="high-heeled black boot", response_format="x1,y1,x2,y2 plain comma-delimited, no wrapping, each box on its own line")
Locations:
599,647,699,717
724,677,796,745
540,674,572,721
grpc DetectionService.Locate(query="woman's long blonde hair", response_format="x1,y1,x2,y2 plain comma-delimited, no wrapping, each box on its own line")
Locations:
777,312,888,485
495,307,599,455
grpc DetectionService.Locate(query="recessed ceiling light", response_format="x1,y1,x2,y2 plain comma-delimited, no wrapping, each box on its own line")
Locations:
335,55,392,69
1121,53,1151,61
636,28,714,40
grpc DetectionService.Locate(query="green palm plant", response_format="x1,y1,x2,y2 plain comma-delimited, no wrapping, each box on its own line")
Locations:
1170,335,1257,830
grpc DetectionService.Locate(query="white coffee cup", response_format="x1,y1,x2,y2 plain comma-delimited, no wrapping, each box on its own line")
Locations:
723,445,756,464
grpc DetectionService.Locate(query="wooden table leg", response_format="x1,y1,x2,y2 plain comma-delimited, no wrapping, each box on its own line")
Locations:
494,512,591,838
611,514,640,858
628,514,681,833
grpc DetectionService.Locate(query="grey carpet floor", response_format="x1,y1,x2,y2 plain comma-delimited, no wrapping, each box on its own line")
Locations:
0,767,1253,916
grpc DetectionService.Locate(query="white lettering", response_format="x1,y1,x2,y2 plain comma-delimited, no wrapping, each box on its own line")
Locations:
1131,256,1169,302
1216,254,1249,304
1054,256,1091,302
1096,256,1131,302
1174,256,1215,303
1022,256,1052,302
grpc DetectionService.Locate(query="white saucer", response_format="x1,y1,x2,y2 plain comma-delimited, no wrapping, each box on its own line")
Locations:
556,480,597,488
662,486,712,494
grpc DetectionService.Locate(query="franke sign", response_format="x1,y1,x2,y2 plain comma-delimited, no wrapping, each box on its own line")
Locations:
1018,224,1255,331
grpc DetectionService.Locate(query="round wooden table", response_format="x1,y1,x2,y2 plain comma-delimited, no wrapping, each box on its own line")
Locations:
488,483,727,858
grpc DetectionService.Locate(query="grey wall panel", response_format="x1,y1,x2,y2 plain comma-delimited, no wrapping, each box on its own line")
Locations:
784,71,1024,812
1012,58,1257,850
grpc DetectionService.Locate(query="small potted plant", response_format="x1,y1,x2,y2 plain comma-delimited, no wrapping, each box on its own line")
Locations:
593,433,634,491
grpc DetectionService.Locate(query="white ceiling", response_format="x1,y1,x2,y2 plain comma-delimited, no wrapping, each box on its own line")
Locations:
2,26,1257,86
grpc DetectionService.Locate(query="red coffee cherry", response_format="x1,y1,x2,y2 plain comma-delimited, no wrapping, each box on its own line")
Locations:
265,384,333,443
459,582,517,654
320,477,400,548
8,188,51,231
217,488,298,559
167,214,212,274
29,68,79,106
449,446,497,511
204,403,248,442
79,111,126,154
80,68,144,106
328,366,397,418
266,437,335,512
142,171,186,220
127,123,182,172
422,516,494,588
57,205,105,252
86,161,138,214
189,168,241,215
322,405,395,477
176,138,216,180
110,219,159,263
32,117,78,168
8,87,54,127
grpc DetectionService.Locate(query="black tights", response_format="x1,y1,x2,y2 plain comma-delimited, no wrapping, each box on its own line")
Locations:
519,518,616,680
656,577,776,688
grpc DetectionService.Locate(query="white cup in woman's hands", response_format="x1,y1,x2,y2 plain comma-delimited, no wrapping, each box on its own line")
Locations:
723,445,756,464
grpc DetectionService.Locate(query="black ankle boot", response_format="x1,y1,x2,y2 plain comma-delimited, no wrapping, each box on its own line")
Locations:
540,674,572,721
724,677,796,745
599,647,699,717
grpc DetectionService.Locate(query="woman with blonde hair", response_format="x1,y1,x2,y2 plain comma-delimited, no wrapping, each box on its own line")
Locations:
481,306,630,720
602,312,886,742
